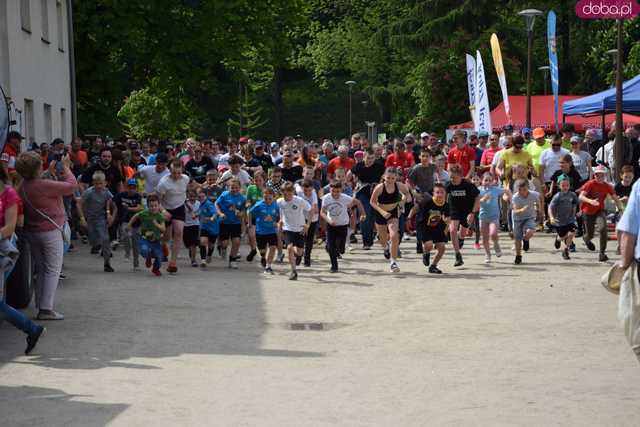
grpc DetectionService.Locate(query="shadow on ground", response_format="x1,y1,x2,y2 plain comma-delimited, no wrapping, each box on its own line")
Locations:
0,385,128,427
0,249,323,372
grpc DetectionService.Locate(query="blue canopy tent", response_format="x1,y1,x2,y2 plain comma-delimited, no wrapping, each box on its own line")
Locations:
562,73,640,130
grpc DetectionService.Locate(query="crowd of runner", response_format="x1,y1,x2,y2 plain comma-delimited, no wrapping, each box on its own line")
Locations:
1,123,640,353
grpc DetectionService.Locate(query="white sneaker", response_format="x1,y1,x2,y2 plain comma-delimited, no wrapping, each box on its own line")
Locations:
402,235,411,241
390,261,400,273
348,245,354,253
37,310,64,321
484,255,491,264
229,261,238,269
200,261,207,268
495,247,502,257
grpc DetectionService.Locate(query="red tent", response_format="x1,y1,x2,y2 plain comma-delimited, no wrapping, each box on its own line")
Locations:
449,95,640,132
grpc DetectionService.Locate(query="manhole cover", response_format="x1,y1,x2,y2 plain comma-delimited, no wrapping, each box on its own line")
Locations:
283,322,349,331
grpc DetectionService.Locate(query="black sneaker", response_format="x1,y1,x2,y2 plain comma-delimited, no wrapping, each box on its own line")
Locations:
523,240,530,252
422,252,430,267
295,255,302,266
104,264,114,272
304,259,311,267
330,267,339,273
362,245,372,251
350,234,357,244
25,326,45,355
554,238,561,249
514,255,522,265
562,248,570,260
599,253,609,262
397,249,402,259
416,244,423,254
264,267,274,274
459,239,465,249
289,271,298,280
246,249,257,262
383,246,390,260
90,245,100,254
260,256,267,268
584,239,596,251
428,265,442,274
454,252,464,267
569,243,576,253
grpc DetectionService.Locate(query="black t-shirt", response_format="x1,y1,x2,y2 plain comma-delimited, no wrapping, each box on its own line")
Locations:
114,191,142,223
242,157,261,176
185,157,215,184
417,198,449,230
81,163,124,195
282,165,303,183
446,180,479,217
550,169,583,194
615,182,633,199
351,161,385,184
253,154,274,173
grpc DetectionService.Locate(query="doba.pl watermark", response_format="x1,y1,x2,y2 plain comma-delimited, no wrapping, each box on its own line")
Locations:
576,0,640,19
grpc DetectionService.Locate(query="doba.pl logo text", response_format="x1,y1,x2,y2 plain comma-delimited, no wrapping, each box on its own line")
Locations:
575,0,640,19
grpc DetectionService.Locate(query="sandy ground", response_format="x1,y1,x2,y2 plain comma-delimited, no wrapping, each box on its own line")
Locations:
1,234,639,427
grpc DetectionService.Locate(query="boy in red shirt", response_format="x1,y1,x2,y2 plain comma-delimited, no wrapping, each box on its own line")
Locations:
579,165,624,261
384,141,415,178
447,130,476,179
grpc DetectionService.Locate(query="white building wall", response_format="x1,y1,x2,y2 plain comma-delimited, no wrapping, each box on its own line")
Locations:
1,0,72,150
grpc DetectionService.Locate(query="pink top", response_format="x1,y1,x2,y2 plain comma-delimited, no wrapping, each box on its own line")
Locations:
20,172,77,232
480,147,502,166
0,186,19,228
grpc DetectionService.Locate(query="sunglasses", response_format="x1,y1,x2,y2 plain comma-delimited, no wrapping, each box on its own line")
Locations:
470,143,478,147
552,144,562,147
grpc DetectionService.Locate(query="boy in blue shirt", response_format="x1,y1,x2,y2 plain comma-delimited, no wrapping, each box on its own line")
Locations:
248,188,280,274
215,179,246,269
197,189,219,267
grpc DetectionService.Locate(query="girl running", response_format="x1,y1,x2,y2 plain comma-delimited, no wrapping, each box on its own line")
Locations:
478,172,509,263
370,167,412,273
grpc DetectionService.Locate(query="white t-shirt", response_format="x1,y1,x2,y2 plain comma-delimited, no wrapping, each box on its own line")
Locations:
539,147,569,182
217,152,239,170
220,169,252,189
570,150,592,181
277,196,311,232
156,174,190,210
138,164,170,195
321,193,353,226
296,189,319,222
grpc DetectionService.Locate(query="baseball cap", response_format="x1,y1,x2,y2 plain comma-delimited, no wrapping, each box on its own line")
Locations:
354,150,364,158
556,174,569,184
532,127,545,139
127,178,137,186
270,142,279,149
420,132,429,138
570,135,582,144
593,164,608,175
478,131,489,138
239,136,249,144
503,124,514,131
255,140,265,148
521,127,532,136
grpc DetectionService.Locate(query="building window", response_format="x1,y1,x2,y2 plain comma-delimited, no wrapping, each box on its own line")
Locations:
21,0,31,33
56,1,64,51
44,104,52,143
60,108,67,142
41,0,49,43
24,99,34,146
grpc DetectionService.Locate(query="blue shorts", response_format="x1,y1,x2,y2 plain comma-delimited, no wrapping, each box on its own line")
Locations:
512,217,536,241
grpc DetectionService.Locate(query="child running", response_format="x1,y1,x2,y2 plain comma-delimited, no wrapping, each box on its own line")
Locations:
248,188,280,274
445,164,480,267
129,194,166,276
215,178,246,269
411,183,449,274
614,165,634,254
478,172,508,263
113,178,143,269
548,175,579,260
183,190,201,267
79,171,117,272
320,182,364,273
510,179,543,265
277,182,311,280
197,189,219,267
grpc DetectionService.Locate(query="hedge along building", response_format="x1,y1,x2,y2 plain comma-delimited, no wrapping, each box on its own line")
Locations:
0,0,75,151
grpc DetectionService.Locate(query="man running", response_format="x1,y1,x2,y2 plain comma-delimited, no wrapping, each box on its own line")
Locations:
277,182,311,280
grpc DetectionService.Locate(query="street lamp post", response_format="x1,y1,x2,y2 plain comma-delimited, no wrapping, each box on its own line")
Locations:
345,80,356,137
519,9,543,129
614,20,624,179
538,65,550,96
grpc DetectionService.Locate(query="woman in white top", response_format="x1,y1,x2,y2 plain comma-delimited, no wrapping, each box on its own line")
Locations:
569,136,592,183
156,159,190,273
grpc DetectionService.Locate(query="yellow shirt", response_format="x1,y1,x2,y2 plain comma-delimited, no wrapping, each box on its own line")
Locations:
525,139,551,169
501,148,532,186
